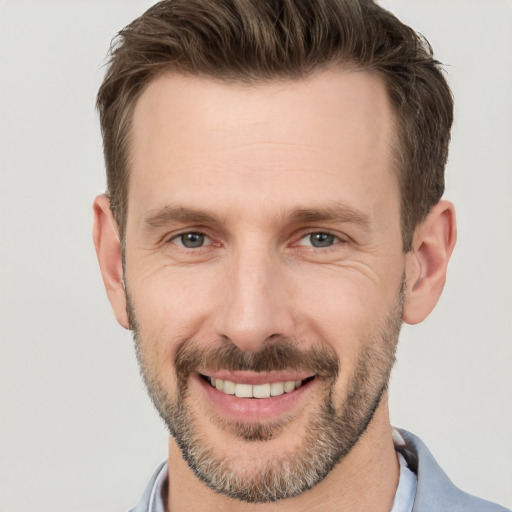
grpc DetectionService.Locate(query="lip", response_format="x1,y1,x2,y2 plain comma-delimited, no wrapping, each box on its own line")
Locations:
192,372,317,422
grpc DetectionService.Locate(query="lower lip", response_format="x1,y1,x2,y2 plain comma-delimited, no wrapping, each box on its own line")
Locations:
193,374,317,422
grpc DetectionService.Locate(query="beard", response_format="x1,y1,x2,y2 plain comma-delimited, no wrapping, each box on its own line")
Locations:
127,282,404,503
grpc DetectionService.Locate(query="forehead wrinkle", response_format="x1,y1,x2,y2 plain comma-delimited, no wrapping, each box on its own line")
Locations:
223,140,324,152
205,123,328,154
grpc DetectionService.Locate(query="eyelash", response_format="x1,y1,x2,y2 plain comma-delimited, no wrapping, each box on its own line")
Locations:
170,231,214,249
168,230,345,250
295,231,343,249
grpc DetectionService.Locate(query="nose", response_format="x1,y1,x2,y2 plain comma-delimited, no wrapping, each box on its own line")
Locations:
213,245,295,352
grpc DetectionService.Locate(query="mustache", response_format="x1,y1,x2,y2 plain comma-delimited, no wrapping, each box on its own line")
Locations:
174,338,340,382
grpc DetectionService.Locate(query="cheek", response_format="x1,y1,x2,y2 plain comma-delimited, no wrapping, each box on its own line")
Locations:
292,268,401,363
129,268,217,355
296,273,387,328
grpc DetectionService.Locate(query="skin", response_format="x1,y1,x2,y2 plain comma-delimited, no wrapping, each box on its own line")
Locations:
93,69,456,512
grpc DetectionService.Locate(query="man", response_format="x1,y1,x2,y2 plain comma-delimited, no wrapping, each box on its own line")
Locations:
92,1,508,511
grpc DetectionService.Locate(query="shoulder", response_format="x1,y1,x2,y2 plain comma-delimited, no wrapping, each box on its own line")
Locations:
397,429,510,512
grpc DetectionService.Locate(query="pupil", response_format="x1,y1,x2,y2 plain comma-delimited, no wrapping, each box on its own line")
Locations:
311,233,334,247
182,233,204,248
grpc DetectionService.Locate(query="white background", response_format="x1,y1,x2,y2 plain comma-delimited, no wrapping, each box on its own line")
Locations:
0,1,510,510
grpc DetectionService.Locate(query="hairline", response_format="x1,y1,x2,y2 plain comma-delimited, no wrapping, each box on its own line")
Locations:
114,65,411,252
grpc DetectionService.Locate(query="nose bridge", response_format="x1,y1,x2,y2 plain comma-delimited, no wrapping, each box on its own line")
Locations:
214,238,292,352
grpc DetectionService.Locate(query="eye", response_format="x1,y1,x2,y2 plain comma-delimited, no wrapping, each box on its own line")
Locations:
172,232,210,248
297,232,339,248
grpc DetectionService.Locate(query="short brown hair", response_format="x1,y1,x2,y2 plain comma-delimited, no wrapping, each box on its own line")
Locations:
97,0,453,251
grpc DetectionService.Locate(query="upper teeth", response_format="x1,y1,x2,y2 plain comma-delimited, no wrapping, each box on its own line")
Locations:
210,378,303,398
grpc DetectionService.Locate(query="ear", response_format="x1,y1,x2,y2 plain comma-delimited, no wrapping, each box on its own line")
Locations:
92,194,129,329
403,200,457,325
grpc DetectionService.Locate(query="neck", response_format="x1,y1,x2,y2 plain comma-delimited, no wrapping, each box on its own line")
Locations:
167,395,399,512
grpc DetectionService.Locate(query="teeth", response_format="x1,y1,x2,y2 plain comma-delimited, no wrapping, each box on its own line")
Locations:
270,382,284,396
209,378,303,398
252,383,271,398
223,379,236,395
235,383,253,398
283,381,295,392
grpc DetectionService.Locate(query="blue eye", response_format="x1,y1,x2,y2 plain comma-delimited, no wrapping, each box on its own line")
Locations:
174,232,208,248
299,232,338,248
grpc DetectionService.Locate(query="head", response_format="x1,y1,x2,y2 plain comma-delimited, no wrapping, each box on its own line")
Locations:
94,0,456,505
97,0,453,252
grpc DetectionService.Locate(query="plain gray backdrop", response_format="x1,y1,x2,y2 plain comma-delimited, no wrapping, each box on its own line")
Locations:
1,1,511,510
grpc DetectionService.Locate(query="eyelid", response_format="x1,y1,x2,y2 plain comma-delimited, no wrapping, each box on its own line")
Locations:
167,229,213,247
163,228,348,249
294,230,346,247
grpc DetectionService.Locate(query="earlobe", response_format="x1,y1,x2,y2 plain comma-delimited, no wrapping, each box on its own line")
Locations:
92,194,130,329
403,200,457,325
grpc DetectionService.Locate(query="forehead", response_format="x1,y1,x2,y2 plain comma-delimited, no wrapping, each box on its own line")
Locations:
128,69,399,225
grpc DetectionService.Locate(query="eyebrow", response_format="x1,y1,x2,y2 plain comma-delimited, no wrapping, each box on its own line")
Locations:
143,202,372,230
287,204,372,229
144,206,220,229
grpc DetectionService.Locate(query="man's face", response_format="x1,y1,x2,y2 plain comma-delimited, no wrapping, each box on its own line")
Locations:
123,70,406,502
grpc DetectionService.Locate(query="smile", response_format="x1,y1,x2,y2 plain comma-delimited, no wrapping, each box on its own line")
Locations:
196,372,318,421
207,376,313,398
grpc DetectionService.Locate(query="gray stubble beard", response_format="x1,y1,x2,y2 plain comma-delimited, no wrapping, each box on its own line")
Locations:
128,281,404,503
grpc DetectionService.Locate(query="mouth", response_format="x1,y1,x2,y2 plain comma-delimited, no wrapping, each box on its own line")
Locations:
194,372,319,423
200,374,316,398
